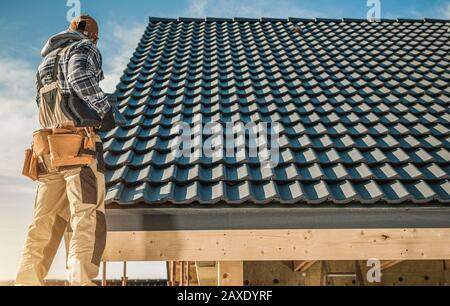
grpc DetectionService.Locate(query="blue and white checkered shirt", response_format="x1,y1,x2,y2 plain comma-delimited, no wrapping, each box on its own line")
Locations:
37,37,111,118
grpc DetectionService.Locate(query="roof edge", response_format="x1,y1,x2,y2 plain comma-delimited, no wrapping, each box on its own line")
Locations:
106,206,450,231
148,16,450,24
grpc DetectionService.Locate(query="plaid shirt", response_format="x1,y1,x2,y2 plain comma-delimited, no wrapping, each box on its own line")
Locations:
37,40,111,118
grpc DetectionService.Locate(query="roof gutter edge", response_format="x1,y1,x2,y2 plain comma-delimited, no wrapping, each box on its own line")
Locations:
106,206,450,232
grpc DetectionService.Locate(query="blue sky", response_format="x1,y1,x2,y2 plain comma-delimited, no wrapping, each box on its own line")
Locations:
1,0,449,63
0,0,449,281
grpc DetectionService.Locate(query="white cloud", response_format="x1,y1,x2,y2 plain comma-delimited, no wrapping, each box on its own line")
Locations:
0,56,42,280
186,0,210,17
0,56,40,179
444,3,450,18
100,22,147,93
184,0,321,18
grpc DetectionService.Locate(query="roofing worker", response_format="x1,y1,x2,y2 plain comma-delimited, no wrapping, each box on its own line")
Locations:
16,15,114,286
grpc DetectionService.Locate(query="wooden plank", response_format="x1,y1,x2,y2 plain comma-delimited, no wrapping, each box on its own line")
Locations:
103,229,450,262
218,262,244,286
293,261,318,272
381,260,404,271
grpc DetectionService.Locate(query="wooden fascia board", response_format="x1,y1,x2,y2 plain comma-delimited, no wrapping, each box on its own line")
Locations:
102,229,450,262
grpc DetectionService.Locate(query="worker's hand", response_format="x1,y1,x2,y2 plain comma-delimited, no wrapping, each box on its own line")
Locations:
99,110,116,132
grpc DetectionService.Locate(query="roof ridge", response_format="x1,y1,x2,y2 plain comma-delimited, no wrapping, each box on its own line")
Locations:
148,16,450,23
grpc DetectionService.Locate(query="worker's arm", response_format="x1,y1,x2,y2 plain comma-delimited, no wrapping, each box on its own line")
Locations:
67,44,111,119
36,77,40,106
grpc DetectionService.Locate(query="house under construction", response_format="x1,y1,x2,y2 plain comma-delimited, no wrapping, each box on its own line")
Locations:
99,17,450,286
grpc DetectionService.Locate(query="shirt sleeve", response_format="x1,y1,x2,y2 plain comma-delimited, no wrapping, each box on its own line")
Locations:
36,77,41,107
67,45,111,119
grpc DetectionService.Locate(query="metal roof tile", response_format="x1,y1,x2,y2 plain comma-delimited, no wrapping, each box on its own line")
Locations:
253,181,278,203
404,181,436,203
226,182,252,203
328,181,358,204
275,164,300,180
277,181,305,203
303,181,330,204
430,180,450,202
347,164,374,180
323,164,350,180
409,148,434,163
146,182,173,203
379,181,411,203
353,181,384,203
249,165,274,181
420,164,448,180
299,164,324,180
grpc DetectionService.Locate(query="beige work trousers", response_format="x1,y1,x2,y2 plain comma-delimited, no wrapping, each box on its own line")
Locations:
16,142,107,286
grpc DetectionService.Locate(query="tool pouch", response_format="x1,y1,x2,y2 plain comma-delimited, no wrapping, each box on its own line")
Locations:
22,149,39,181
48,134,94,168
32,129,52,156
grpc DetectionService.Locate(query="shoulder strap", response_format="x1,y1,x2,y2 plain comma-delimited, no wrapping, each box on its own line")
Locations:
51,45,72,82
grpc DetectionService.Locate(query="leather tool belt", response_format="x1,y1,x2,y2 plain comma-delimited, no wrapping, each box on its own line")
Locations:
22,126,97,181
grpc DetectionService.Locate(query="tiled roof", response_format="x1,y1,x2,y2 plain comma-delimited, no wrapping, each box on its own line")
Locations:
102,17,450,206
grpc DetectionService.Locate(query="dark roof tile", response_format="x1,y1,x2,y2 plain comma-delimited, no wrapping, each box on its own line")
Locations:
104,17,450,206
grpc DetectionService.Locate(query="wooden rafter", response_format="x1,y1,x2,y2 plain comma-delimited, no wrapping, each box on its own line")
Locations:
293,261,318,272
167,261,198,286
381,260,404,271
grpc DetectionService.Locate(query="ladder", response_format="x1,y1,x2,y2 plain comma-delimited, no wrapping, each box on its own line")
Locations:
321,261,365,286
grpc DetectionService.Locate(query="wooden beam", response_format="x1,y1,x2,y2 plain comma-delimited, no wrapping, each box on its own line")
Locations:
189,262,199,286
293,261,318,272
180,261,185,286
103,229,450,262
196,262,218,286
171,261,178,287
218,262,244,286
167,262,174,286
381,260,404,271
168,261,197,286
169,261,181,286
